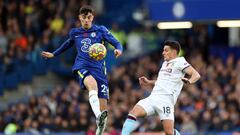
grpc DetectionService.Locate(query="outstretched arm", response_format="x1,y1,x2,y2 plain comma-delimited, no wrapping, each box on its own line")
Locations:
101,26,123,58
41,38,74,58
182,66,201,84
139,76,156,89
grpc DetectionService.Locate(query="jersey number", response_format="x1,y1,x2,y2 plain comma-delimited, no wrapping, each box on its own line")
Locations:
163,106,171,114
101,84,108,94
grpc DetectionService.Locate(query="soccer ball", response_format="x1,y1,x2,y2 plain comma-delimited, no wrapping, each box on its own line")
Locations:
89,43,107,60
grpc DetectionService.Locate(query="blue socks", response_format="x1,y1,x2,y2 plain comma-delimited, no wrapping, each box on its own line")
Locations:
174,129,181,135
121,114,138,135
121,114,181,135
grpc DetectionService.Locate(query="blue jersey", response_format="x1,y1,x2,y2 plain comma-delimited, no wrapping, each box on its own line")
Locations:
52,25,122,99
52,24,122,72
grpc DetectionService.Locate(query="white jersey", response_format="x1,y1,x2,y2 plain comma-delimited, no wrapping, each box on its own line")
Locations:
152,57,190,98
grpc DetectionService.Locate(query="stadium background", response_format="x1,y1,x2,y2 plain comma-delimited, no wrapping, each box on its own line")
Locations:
0,0,240,134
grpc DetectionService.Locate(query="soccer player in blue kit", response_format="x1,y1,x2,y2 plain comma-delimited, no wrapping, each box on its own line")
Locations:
41,6,123,135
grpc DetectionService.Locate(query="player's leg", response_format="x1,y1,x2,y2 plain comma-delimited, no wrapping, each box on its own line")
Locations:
174,129,181,135
157,95,181,135
121,105,145,135
83,75,102,118
161,120,181,135
162,120,174,135
96,82,109,135
77,69,102,118
122,97,154,135
77,69,108,135
160,105,175,135
96,98,108,135
99,98,108,111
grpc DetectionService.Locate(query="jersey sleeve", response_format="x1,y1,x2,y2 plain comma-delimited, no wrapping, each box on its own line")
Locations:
177,57,191,71
52,29,75,56
100,26,123,51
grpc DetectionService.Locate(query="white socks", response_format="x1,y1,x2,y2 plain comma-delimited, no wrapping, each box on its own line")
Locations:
89,90,101,117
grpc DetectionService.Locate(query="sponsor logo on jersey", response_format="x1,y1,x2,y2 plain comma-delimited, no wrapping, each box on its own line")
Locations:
81,38,91,52
160,68,172,73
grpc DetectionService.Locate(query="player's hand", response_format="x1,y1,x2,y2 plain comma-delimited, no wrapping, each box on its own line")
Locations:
139,76,152,89
182,77,190,84
114,49,122,58
41,51,54,59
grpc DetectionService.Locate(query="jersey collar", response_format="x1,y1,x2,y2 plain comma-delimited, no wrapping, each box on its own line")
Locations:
80,25,97,32
167,57,179,63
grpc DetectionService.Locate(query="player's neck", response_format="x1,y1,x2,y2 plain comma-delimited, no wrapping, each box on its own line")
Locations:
167,56,178,62
82,24,92,30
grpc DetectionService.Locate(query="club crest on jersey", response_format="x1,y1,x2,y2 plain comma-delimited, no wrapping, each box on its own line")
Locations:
166,62,175,67
91,32,96,37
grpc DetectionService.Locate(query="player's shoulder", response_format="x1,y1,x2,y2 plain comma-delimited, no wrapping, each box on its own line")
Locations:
97,25,110,33
97,25,107,30
175,57,191,69
175,56,186,62
69,28,79,35
174,57,188,65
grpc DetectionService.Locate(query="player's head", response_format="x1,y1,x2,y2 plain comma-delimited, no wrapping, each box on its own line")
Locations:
162,40,181,61
79,5,94,29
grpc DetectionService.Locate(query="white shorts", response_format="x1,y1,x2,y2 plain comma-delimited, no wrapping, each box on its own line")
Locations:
137,94,175,121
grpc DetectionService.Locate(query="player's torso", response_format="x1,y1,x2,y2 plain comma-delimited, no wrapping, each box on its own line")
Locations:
152,58,185,95
73,27,104,58
158,60,184,81
71,26,105,69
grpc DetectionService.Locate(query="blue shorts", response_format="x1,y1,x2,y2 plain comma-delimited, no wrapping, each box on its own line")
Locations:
76,69,109,99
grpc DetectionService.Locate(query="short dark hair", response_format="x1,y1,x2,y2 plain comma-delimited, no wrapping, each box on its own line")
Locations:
79,5,94,15
164,40,181,54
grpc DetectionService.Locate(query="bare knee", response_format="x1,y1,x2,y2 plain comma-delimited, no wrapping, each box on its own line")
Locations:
84,75,98,90
165,130,173,135
129,105,147,118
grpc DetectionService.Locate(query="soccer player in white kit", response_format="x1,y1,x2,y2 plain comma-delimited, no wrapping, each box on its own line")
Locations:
121,40,201,135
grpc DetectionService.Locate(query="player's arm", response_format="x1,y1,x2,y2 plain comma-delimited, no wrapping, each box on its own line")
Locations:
182,66,201,84
41,38,74,59
139,76,156,89
101,26,123,58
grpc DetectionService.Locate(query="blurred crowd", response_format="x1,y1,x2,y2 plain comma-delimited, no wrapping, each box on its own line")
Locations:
0,0,161,91
1,51,240,134
0,0,85,91
1,0,240,135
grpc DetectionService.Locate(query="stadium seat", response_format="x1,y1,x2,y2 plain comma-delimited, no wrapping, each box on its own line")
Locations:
33,53,48,75
17,61,33,83
4,71,19,90
0,72,4,95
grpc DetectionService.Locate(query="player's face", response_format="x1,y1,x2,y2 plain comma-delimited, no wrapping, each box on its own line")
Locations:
162,45,177,61
79,13,94,29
